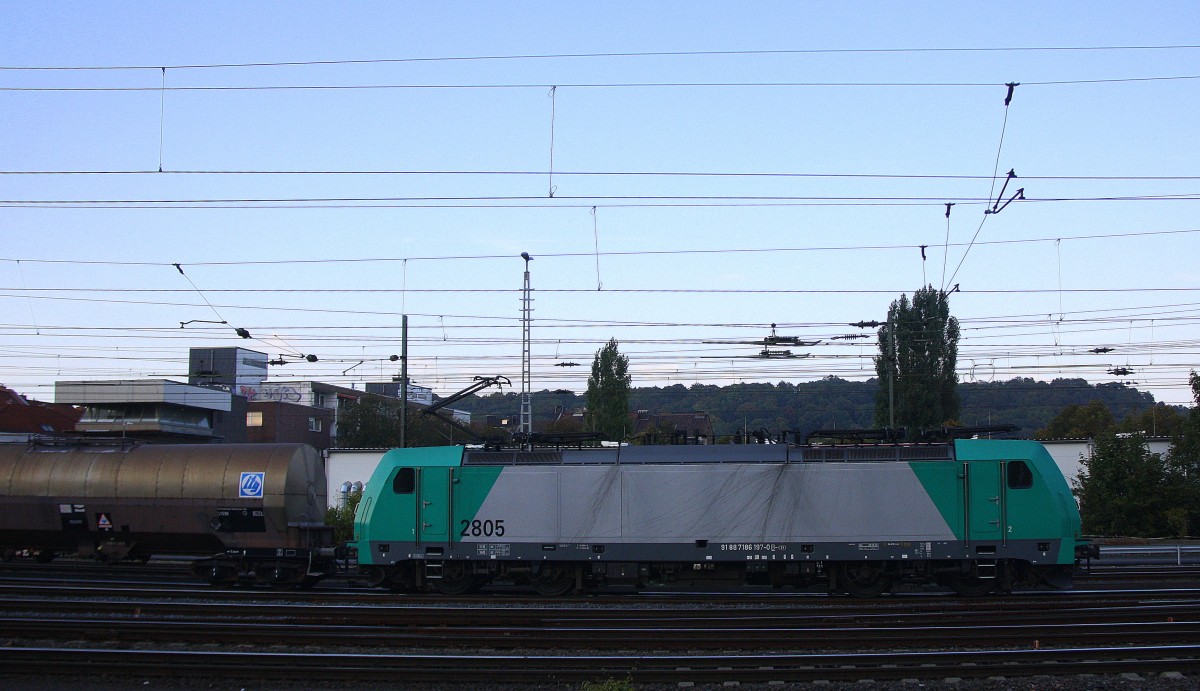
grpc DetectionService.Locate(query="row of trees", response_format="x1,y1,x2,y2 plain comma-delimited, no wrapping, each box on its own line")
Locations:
453,377,1158,442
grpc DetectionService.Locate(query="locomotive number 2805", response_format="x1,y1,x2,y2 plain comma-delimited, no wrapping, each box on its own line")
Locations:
459,519,505,537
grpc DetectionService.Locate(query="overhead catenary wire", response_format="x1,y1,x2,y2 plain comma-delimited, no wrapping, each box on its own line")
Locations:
4,44,1199,71
1,169,1197,180
3,226,1197,267
3,76,1198,92
3,193,1197,208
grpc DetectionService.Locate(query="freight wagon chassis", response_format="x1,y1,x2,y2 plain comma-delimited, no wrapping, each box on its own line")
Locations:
192,548,339,589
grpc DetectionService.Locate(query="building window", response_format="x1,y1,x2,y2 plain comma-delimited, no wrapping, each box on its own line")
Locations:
246,411,263,427
313,393,327,407
308,417,322,432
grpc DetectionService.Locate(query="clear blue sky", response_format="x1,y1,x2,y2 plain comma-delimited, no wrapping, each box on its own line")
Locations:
1,2,1198,409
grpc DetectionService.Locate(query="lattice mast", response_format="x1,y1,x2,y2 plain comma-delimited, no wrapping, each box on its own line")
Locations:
520,253,533,447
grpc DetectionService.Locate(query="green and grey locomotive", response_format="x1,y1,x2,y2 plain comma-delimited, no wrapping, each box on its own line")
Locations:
351,439,1088,596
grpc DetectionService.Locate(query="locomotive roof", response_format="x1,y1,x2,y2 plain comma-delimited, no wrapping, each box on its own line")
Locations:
463,443,956,466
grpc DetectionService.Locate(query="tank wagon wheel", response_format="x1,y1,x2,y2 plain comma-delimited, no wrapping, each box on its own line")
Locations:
431,561,478,596
195,562,238,587
838,563,892,598
530,564,576,597
263,565,302,590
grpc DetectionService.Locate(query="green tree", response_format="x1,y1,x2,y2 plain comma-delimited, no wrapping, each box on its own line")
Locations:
324,488,361,544
336,395,469,448
1035,401,1116,440
1118,403,1184,438
1074,431,1178,537
336,396,403,448
586,338,631,441
874,285,960,435
1165,371,1200,535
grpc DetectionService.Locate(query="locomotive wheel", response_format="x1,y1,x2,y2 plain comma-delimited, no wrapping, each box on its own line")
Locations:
838,563,891,598
388,564,417,592
432,562,476,596
947,574,996,597
530,564,575,597
360,566,388,589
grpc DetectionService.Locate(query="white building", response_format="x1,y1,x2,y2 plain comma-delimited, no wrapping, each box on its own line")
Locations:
1041,437,1172,486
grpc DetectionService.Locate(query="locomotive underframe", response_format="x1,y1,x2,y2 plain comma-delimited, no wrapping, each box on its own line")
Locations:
357,537,1074,597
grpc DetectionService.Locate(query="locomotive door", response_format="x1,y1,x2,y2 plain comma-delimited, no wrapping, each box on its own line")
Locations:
964,462,1003,543
416,467,451,545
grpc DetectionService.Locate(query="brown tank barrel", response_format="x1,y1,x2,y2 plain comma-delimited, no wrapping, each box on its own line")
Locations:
0,441,327,554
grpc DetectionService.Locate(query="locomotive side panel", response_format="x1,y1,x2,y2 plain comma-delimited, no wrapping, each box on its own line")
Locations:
463,462,956,546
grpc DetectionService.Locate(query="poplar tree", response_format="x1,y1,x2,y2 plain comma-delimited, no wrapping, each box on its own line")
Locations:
874,285,960,435
586,338,631,441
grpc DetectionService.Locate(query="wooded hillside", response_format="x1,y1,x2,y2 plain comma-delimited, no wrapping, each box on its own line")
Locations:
449,377,1166,440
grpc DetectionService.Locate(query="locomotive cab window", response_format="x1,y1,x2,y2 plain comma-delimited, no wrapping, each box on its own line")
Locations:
393,467,415,494
1007,461,1033,489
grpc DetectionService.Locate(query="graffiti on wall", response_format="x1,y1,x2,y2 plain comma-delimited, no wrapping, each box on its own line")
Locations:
238,385,304,404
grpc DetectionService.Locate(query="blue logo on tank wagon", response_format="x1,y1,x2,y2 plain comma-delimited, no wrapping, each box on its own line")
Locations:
239,472,265,498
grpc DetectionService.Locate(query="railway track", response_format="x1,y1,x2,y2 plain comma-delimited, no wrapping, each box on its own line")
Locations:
3,606,1200,649
3,644,1200,685
3,560,1199,685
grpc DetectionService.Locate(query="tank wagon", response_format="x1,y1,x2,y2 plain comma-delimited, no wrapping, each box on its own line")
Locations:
0,439,337,586
351,439,1088,596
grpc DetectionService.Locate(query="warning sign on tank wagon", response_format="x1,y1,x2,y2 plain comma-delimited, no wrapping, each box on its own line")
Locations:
239,472,265,498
